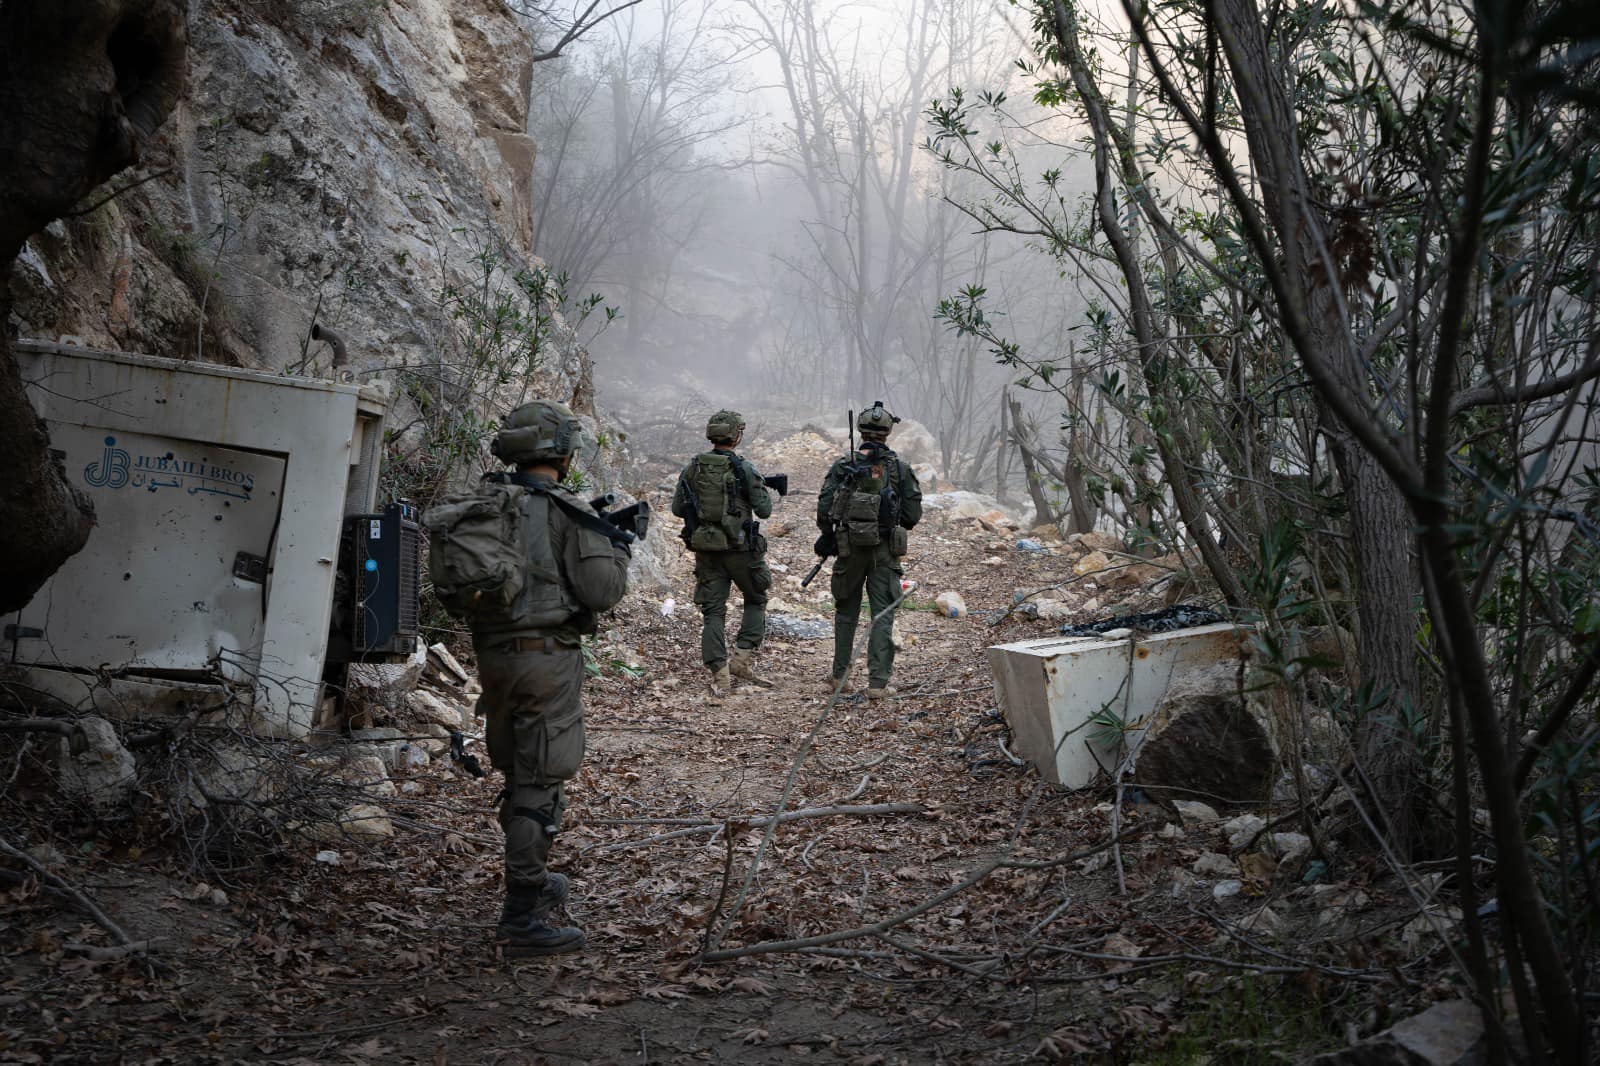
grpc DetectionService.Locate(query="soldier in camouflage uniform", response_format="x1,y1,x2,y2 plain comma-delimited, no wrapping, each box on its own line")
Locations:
468,401,631,954
815,402,922,699
670,410,774,693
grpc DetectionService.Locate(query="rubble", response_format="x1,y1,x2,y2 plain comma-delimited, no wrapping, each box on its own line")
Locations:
1222,814,1268,850
1131,663,1274,808
407,689,469,732
54,716,136,811
1173,800,1222,824
424,643,471,689
1307,1000,1487,1066
1193,852,1239,878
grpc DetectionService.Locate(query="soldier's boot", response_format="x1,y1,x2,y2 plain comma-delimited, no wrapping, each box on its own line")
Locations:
709,664,733,695
818,670,853,695
497,872,569,929
498,877,585,956
729,647,773,688
866,684,897,701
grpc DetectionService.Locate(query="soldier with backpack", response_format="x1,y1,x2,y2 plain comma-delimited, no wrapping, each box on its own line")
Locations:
421,400,633,956
815,402,922,699
671,410,775,694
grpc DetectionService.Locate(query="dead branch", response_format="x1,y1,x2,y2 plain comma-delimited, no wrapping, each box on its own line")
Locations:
593,802,925,854
0,834,141,952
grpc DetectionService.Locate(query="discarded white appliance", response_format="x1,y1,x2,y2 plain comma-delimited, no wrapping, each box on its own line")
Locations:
4,340,419,738
986,623,1248,788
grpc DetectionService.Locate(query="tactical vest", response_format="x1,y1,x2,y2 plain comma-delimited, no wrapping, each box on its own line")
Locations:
424,483,578,636
830,453,903,552
686,452,750,552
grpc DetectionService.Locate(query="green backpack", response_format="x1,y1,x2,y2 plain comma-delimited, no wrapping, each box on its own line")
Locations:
686,453,748,551
422,484,574,630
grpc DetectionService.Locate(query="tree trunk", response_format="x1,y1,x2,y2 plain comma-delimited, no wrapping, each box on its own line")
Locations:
0,0,186,613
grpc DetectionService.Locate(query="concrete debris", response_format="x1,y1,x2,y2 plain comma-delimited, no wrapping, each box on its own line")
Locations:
349,728,409,772
1132,666,1274,808
1237,904,1284,937
1173,800,1222,824
335,804,395,841
55,716,137,810
1222,814,1268,850
424,642,471,688
935,592,968,618
406,689,468,732
1158,822,1185,840
348,638,427,696
1306,1000,1487,1066
1268,831,1313,863
1193,852,1240,878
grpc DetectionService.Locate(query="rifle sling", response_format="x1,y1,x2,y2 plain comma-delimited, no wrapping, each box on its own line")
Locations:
489,472,635,545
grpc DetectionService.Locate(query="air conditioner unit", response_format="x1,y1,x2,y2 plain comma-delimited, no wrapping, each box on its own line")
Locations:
343,502,421,657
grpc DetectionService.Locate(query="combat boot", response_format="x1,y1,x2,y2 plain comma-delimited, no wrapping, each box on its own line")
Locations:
729,647,773,688
709,664,732,694
866,683,897,701
497,872,569,929
498,877,585,956
818,671,853,695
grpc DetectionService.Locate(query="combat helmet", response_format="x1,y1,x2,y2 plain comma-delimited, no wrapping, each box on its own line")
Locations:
491,400,581,465
706,409,745,444
856,401,900,441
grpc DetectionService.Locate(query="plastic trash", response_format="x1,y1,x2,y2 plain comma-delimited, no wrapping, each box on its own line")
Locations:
660,597,676,617
935,591,967,618
1015,538,1046,552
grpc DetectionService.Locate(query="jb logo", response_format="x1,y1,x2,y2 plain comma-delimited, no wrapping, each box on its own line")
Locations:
84,436,131,489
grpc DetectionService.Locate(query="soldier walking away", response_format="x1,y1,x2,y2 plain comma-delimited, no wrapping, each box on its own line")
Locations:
671,410,775,694
815,402,922,699
422,401,632,956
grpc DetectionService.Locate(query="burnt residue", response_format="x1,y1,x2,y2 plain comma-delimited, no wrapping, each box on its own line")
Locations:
1059,604,1226,637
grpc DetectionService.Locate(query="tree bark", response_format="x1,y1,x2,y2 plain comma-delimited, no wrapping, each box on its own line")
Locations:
0,0,187,613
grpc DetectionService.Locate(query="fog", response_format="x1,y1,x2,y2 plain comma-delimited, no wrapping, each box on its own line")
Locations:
523,0,1108,482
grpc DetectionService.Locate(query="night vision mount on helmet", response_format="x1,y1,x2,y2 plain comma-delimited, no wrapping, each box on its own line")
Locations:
705,409,746,444
857,401,900,438
491,400,582,465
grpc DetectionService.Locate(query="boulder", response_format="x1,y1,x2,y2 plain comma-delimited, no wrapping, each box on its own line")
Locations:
1173,799,1222,824
406,689,468,732
55,717,136,810
334,804,394,841
1073,550,1112,577
888,418,942,468
1072,531,1123,553
1306,1000,1487,1066
1132,666,1275,807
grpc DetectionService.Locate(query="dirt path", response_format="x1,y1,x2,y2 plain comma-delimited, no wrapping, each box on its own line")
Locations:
0,434,1411,1063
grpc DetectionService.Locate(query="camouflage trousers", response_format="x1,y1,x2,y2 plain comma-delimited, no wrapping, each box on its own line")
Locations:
476,641,586,892
830,543,904,686
693,550,772,669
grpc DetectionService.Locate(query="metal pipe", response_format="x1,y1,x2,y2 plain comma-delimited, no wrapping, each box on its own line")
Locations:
310,322,349,367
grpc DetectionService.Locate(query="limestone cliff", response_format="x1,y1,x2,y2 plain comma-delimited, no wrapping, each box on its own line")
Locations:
7,0,593,417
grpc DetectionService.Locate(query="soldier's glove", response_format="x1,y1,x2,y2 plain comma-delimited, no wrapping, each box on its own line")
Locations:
813,530,838,557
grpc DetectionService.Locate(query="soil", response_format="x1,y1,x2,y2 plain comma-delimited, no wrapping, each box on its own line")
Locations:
0,431,1450,1064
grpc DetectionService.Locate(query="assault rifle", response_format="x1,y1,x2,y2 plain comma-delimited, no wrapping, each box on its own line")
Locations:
587,492,651,542
799,414,854,588
763,474,790,497
491,473,649,547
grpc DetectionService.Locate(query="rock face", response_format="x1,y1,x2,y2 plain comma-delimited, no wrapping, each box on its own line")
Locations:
9,0,594,425
1131,664,1274,807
